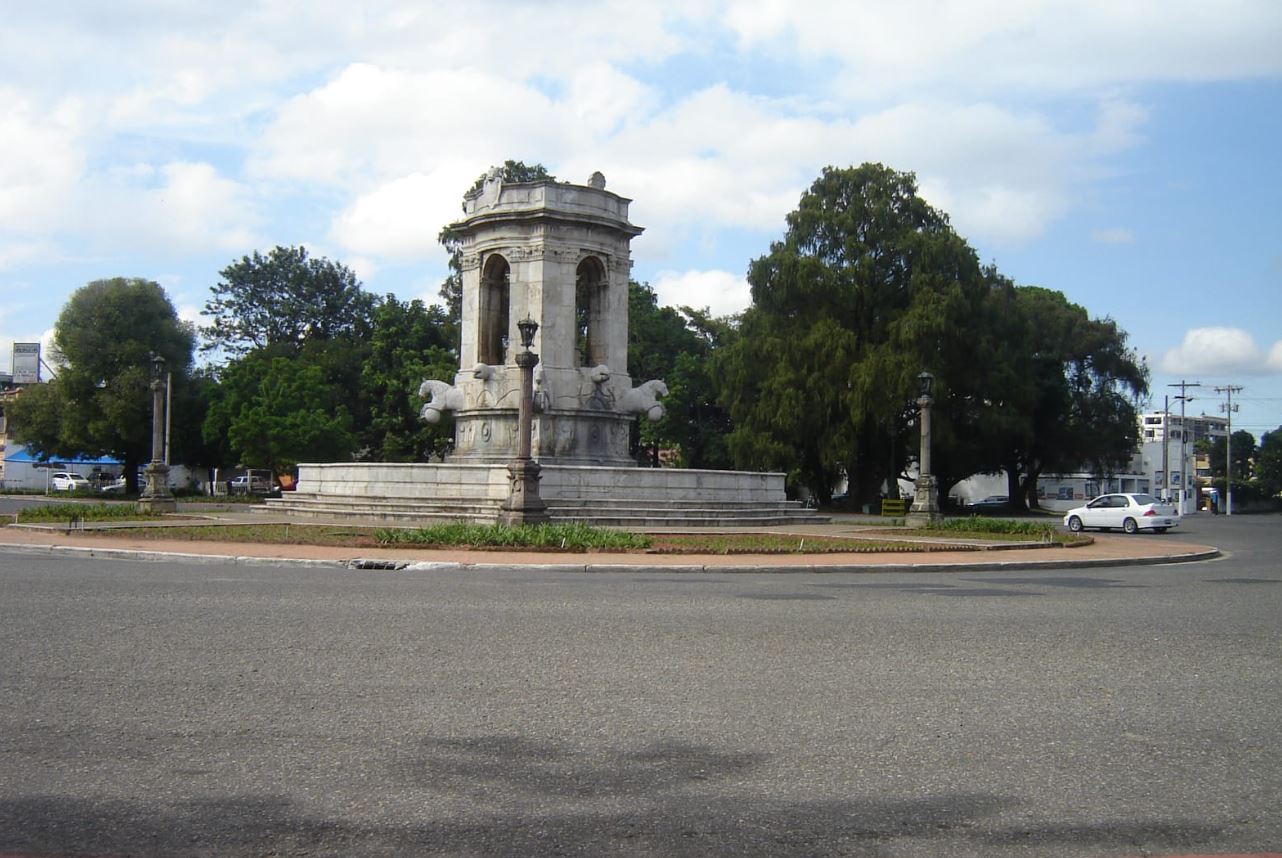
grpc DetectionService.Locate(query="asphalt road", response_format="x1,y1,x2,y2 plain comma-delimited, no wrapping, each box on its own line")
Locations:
0,514,1278,857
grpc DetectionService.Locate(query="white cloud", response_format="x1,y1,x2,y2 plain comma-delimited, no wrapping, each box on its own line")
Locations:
1269,341,1282,372
652,269,751,317
0,88,85,236
723,0,1282,96
2,0,1279,343
175,302,203,328
1161,327,1282,375
330,171,468,262
92,161,259,255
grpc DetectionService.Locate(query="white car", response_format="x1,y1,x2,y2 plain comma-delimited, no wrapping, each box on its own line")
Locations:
1063,493,1180,534
50,471,91,492
99,476,128,494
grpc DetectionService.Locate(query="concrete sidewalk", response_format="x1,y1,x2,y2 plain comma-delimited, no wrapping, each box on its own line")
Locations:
0,508,1220,572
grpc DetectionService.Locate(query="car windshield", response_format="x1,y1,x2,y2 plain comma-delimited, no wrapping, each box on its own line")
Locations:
1130,494,1160,505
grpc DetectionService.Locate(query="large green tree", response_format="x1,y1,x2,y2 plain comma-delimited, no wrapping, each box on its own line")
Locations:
1254,427,1282,495
8,278,194,492
991,287,1148,509
1207,430,1257,481
718,163,987,504
200,246,387,473
202,352,357,474
359,295,458,462
625,281,737,467
202,245,377,354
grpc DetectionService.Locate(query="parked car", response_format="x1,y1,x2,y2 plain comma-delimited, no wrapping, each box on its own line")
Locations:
967,495,1010,512
50,472,91,492
1063,493,1180,534
229,470,276,495
99,476,128,494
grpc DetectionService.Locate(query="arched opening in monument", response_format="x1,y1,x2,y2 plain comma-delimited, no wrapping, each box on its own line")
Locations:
479,254,511,365
575,256,608,366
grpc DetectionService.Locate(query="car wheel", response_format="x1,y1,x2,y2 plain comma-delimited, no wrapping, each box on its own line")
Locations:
1067,516,1084,533
1123,517,1138,534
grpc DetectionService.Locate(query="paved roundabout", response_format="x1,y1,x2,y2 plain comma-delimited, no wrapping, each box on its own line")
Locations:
0,509,1219,573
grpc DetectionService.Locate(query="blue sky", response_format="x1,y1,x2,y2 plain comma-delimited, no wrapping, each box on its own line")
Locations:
2,1,1280,438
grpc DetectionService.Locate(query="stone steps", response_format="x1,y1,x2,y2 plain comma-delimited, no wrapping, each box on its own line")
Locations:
263,493,827,528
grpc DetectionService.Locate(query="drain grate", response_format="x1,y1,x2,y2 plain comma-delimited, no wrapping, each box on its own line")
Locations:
346,558,408,571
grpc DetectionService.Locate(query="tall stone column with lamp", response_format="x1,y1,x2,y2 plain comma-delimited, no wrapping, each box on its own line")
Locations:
907,370,942,526
499,317,550,525
139,352,176,514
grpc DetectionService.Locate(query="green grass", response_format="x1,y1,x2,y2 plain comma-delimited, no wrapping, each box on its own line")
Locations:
646,533,980,554
9,517,1083,553
924,516,1058,537
865,516,1083,546
376,522,653,551
15,502,148,523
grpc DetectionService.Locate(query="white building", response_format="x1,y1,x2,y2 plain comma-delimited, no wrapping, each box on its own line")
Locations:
1138,410,1228,446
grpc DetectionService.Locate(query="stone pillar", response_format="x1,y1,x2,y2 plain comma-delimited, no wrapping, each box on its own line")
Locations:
907,390,941,526
139,367,176,515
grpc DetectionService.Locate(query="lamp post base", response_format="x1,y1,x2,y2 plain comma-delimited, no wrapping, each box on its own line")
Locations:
138,461,177,514
499,459,550,526
906,474,942,527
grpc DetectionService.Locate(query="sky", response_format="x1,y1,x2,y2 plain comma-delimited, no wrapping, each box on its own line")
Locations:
2,1,1280,440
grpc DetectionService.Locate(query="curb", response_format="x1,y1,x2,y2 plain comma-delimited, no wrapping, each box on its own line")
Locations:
0,542,345,568
1,541,1221,573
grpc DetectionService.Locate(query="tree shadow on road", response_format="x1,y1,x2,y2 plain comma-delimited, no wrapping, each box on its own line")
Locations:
0,734,1227,857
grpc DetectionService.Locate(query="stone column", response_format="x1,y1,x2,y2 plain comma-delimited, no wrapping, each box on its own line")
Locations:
907,389,941,526
139,361,176,514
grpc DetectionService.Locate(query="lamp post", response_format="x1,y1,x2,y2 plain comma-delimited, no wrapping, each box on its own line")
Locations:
499,317,550,526
139,352,176,514
907,370,942,526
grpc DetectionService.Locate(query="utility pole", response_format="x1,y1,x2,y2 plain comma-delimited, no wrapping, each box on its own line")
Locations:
1160,395,1170,502
1215,385,1243,516
1168,380,1201,515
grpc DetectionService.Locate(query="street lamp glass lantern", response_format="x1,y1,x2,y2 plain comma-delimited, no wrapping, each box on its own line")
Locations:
516,316,539,350
151,352,166,379
917,370,934,397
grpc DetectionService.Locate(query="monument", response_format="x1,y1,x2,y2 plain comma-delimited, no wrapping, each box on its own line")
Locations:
269,171,823,527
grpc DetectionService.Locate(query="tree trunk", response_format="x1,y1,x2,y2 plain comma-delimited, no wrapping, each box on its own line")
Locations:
1020,466,1043,510
123,454,141,495
1005,464,1026,513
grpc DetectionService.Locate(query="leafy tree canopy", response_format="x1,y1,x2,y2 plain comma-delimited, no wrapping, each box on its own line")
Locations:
719,163,985,503
626,281,736,468
202,352,357,474
1207,430,1257,481
991,286,1148,509
202,245,377,355
1254,427,1282,495
8,278,194,492
359,295,458,462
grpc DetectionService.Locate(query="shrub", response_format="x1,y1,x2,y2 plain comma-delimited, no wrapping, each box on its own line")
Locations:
376,522,652,551
16,503,145,523
923,516,1057,538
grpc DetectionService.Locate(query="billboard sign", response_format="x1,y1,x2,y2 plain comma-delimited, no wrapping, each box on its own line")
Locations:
11,343,41,384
